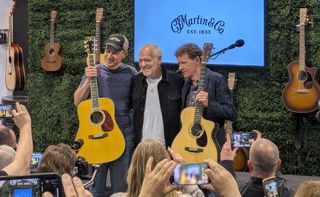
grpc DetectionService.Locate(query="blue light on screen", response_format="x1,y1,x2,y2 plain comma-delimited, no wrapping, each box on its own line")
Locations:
14,188,33,197
134,0,265,67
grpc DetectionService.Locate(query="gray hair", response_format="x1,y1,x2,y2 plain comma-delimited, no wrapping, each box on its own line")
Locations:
0,145,16,169
140,44,162,61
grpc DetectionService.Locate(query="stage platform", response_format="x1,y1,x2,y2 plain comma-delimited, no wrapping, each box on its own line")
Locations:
236,172,320,196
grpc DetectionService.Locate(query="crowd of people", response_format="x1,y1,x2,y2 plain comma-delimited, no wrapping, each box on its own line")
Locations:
1,33,320,197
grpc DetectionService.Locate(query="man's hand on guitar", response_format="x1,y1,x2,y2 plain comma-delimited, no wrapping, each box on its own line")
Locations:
196,91,209,107
85,66,98,79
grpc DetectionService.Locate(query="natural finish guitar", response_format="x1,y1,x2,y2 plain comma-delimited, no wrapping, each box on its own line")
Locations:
282,8,320,113
5,0,26,91
75,37,125,165
171,43,219,162
41,10,63,72
86,8,105,66
225,73,249,172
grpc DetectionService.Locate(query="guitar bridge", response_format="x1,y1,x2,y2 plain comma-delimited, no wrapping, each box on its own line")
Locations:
185,147,203,153
88,133,108,139
296,89,310,94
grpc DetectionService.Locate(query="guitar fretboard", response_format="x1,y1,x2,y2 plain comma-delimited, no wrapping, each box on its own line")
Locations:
50,20,55,44
95,21,101,64
194,61,207,124
88,53,100,111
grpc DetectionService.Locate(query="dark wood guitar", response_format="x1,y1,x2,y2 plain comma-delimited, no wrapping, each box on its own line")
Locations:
41,10,63,72
282,8,320,113
225,73,249,171
86,8,104,66
5,0,26,91
171,43,219,162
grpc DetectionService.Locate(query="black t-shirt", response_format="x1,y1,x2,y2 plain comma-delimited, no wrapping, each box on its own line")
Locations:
0,170,8,176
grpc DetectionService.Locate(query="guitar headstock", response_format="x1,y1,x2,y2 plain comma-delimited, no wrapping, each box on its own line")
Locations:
228,72,236,91
84,36,96,55
299,8,308,26
201,43,213,64
96,8,104,22
50,10,57,23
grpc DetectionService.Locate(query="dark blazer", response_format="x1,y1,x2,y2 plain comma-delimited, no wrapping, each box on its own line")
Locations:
131,67,184,147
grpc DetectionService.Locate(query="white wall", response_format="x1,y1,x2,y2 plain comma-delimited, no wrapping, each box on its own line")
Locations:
0,0,14,102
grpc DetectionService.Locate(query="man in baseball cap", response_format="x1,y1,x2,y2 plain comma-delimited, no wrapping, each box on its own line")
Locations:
105,33,129,52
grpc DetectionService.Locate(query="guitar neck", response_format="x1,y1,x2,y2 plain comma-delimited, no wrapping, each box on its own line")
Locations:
194,61,207,124
8,15,13,46
88,53,100,110
95,21,101,64
299,23,306,71
50,20,55,44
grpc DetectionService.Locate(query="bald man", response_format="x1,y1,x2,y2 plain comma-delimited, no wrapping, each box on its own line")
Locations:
0,124,17,150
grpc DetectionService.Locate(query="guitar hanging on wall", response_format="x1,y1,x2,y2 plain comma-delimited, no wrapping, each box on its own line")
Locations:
171,43,219,163
41,10,63,72
225,72,249,172
282,8,320,113
5,0,26,91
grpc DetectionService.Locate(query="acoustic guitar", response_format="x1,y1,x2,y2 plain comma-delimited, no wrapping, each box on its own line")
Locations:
225,73,249,172
5,0,26,91
171,43,219,162
41,10,63,72
86,8,105,66
282,8,320,113
74,37,125,165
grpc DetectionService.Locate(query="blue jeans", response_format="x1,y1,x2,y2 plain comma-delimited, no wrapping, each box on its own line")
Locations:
92,133,134,197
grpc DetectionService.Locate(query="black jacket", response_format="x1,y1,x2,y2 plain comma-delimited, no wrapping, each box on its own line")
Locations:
131,67,184,147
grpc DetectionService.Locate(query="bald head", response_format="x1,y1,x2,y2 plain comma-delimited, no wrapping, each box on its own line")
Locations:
249,138,280,178
0,125,17,149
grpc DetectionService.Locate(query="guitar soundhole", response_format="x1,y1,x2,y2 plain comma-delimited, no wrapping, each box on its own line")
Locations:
298,71,308,81
101,110,114,132
90,111,104,124
191,123,202,137
196,131,207,147
49,48,56,55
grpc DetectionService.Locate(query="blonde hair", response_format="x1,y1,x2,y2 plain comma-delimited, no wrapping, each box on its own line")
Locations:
126,139,178,197
294,180,320,197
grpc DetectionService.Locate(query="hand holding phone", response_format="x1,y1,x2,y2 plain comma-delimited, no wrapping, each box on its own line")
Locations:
263,177,280,197
231,132,257,148
170,163,210,185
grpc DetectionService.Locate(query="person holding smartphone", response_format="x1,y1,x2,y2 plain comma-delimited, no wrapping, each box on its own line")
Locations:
0,102,33,176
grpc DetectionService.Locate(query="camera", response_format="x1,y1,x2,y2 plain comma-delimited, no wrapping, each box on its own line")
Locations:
230,132,257,148
0,104,14,118
170,163,210,185
0,173,63,196
74,156,90,178
263,177,280,197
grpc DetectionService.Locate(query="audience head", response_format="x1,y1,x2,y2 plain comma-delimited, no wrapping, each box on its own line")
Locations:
175,43,202,79
0,124,17,150
0,145,16,169
294,180,320,197
127,139,173,197
139,44,162,79
248,138,281,178
37,143,77,176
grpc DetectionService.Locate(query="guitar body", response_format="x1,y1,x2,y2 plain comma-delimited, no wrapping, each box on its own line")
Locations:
86,54,104,66
5,43,25,91
233,148,249,171
75,97,125,164
41,43,63,71
171,107,219,162
282,60,320,113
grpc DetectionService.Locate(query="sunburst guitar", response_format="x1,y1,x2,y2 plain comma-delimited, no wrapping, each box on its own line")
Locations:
171,43,219,162
74,36,125,165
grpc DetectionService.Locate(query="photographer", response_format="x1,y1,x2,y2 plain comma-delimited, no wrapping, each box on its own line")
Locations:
0,102,33,176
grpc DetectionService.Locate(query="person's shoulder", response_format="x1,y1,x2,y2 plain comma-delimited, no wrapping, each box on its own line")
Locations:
122,64,138,74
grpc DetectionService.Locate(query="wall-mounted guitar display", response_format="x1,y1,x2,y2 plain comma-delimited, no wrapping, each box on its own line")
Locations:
5,0,26,92
41,10,63,72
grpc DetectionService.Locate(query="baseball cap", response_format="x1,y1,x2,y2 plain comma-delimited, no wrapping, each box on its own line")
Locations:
105,34,129,51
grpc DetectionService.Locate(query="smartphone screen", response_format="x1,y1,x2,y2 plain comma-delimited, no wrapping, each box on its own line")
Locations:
0,104,13,118
231,132,256,148
0,173,63,197
170,163,209,185
263,178,280,197
30,152,43,169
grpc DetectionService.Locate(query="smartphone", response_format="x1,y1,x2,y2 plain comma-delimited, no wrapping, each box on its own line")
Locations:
0,104,14,118
170,163,209,185
231,132,257,148
0,173,63,197
263,177,280,197
30,152,43,169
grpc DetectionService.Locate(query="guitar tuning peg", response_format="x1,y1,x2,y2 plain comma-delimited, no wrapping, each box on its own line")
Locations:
308,18,314,28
